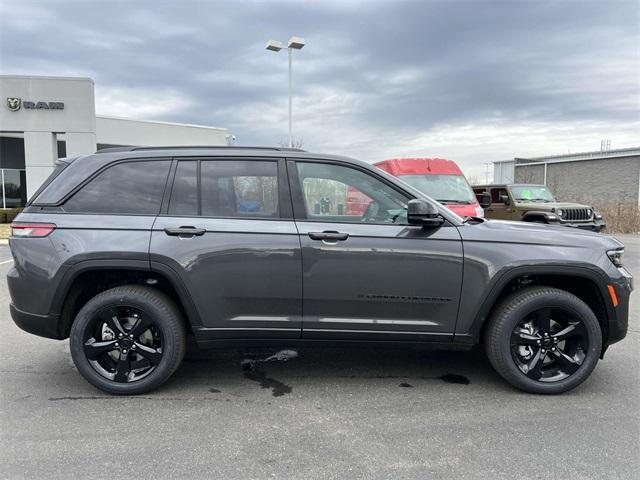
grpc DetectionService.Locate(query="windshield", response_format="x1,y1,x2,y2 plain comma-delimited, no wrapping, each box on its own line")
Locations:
400,174,475,204
511,185,556,203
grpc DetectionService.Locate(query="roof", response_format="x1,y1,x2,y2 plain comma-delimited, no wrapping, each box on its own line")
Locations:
374,158,463,176
95,115,227,132
494,146,640,165
32,147,373,206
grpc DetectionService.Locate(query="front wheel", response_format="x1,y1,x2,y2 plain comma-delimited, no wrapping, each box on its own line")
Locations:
485,286,602,394
70,286,186,395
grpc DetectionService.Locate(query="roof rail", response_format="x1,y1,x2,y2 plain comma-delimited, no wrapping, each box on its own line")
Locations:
95,145,306,154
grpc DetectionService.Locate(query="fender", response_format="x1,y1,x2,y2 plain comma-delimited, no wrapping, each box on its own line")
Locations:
456,263,615,344
521,211,556,223
50,258,204,333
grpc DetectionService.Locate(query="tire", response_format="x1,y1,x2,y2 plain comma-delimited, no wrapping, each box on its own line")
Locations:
485,286,602,394
70,285,186,395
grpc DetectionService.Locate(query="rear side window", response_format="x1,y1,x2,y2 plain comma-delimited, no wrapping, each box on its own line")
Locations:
168,160,279,218
63,160,171,215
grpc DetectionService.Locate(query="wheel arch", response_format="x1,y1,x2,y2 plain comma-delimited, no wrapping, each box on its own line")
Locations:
52,260,203,339
469,265,615,351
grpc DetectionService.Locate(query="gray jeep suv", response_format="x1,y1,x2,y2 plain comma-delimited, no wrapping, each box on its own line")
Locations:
7,147,633,395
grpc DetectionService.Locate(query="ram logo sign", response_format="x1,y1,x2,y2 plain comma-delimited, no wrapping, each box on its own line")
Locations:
6,97,64,111
6,97,21,111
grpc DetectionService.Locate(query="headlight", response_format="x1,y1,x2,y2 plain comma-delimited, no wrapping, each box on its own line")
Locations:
587,209,592,217
607,248,624,267
556,209,564,217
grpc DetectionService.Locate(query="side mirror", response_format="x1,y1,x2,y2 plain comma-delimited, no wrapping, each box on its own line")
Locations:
476,192,491,209
499,194,510,205
407,199,444,228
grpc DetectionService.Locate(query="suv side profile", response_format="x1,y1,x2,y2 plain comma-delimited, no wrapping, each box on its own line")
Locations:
473,183,606,232
8,147,632,395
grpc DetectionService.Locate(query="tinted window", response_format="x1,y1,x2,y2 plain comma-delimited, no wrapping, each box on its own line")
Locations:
200,161,279,218
64,160,170,214
297,162,409,224
168,161,198,216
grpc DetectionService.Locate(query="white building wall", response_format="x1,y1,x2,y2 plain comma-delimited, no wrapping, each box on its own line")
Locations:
96,116,229,147
1,75,230,200
493,161,515,183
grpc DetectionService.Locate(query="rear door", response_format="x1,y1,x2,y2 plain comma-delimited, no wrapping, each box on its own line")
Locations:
149,157,302,340
288,159,463,342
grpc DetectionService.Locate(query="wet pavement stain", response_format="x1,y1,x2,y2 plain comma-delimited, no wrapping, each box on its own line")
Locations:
239,349,297,397
399,382,414,388
437,373,470,385
243,367,292,397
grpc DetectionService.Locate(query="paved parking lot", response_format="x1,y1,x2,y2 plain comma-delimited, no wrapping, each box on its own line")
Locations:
0,235,638,480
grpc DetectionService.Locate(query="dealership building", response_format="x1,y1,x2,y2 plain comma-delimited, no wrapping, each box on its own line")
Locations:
493,147,640,208
0,75,230,206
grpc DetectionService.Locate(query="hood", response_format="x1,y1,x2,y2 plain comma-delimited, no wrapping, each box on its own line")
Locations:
459,218,622,249
515,201,593,210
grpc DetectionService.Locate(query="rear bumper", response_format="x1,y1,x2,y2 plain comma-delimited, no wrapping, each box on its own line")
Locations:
10,304,63,340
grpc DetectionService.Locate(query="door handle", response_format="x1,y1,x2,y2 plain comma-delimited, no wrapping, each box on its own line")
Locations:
308,231,349,241
164,226,206,238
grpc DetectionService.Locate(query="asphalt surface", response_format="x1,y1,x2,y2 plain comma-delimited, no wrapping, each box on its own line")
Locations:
0,235,638,480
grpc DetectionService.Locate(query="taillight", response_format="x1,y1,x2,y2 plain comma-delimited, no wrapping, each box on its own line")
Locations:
10,223,56,238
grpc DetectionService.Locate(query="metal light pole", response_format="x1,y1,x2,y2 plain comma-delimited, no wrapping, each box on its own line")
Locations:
266,36,305,148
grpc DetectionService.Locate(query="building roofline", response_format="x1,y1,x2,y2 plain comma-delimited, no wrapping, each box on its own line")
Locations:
0,74,94,83
494,146,640,164
95,115,228,132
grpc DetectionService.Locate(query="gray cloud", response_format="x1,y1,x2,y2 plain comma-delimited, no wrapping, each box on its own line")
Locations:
1,0,638,175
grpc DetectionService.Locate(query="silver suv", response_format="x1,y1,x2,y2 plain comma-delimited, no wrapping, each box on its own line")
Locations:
7,146,632,395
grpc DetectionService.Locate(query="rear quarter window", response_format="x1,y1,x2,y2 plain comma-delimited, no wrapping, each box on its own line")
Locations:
63,160,171,215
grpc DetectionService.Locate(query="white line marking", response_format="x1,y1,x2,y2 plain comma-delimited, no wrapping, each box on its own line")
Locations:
0,259,14,265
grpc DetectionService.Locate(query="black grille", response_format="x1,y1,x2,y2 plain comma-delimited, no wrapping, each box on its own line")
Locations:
562,208,592,222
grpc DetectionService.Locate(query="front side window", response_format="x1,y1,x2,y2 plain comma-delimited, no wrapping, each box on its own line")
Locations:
296,162,410,224
400,174,475,204
64,160,171,215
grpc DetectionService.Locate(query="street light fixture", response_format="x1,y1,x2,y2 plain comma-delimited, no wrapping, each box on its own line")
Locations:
265,36,305,148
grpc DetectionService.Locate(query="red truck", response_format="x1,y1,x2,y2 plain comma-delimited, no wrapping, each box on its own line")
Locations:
350,157,486,218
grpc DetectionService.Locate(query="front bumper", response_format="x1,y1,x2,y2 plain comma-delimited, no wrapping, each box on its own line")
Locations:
607,267,633,346
557,219,606,232
10,304,63,340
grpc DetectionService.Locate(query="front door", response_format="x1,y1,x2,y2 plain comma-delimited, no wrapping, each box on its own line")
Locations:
288,160,463,342
150,157,302,340
485,187,514,220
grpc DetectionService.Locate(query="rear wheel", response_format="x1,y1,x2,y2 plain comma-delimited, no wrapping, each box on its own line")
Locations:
70,286,186,395
485,286,602,394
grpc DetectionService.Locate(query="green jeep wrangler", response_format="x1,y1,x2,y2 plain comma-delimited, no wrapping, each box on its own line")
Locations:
472,184,606,232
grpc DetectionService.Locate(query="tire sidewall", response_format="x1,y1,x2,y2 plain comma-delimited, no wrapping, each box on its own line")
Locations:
70,287,183,395
490,289,602,394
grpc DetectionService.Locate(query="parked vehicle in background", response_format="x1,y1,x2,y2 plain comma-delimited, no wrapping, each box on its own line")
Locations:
369,158,488,218
473,183,606,232
7,147,630,395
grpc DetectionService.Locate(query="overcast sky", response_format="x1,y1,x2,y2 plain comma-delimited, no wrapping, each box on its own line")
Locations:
1,0,638,178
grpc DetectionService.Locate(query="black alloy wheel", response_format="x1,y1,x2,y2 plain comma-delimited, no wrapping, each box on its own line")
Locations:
485,286,602,394
83,306,163,383
510,307,588,382
70,286,186,395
